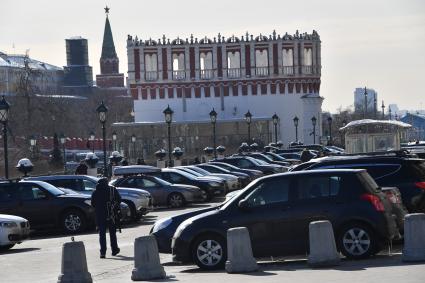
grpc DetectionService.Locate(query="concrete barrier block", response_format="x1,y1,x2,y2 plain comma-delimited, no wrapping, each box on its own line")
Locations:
57,241,92,283
225,227,258,273
403,213,425,262
308,220,340,267
131,236,166,281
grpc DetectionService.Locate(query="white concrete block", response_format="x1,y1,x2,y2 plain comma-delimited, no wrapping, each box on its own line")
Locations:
156,160,166,168
225,227,258,273
57,241,92,283
403,213,425,262
131,236,166,281
308,220,340,267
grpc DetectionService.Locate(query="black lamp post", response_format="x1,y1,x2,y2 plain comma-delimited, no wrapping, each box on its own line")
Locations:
364,87,368,119
163,105,174,167
245,110,252,142
0,96,10,179
341,119,347,147
131,134,136,163
112,131,117,151
311,116,317,144
293,116,299,142
327,116,333,146
272,113,279,144
60,133,66,173
29,135,37,159
209,108,218,159
89,131,95,153
389,107,392,120
96,101,108,177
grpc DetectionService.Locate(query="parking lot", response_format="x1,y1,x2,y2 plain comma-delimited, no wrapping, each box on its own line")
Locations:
1,202,424,283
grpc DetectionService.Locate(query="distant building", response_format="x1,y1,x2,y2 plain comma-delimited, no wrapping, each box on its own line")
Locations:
400,113,425,141
0,52,63,95
63,37,93,88
127,30,323,145
354,87,377,116
95,8,125,89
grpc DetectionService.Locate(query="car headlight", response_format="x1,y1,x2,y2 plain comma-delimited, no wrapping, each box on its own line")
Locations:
152,217,172,233
0,221,18,228
173,219,193,238
208,182,221,187
84,200,92,206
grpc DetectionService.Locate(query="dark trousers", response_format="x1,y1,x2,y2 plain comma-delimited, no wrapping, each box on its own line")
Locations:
98,220,119,255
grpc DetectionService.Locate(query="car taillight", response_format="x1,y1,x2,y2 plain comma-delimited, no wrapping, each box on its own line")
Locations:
415,182,425,190
361,193,385,212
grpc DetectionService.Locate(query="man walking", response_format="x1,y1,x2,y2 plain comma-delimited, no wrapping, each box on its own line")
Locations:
91,177,121,258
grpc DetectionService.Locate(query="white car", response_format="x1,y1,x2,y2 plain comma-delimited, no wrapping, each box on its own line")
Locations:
0,214,30,250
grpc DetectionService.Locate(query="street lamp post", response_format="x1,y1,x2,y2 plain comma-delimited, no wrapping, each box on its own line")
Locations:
341,119,347,147
112,131,117,151
29,135,37,159
163,105,174,167
96,101,108,177
327,116,333,146
89,131,95,153
60,133,66,173
389,107,392,120
272,113,279,144
0,96,10,179
209,108,218,159
293,116,299,142
131,134,136,163
311,116,317,144
364,87,368,119
381,101,385,120
245,110,252,143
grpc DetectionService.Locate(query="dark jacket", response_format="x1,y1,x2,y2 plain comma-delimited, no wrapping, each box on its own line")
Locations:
75,163,88,175
91,178,122,225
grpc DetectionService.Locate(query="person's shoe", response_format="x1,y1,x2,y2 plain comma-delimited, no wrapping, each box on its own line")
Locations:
112,248,120,256
100,254,106,259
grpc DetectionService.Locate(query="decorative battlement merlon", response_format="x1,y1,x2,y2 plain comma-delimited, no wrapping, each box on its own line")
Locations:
126,30,320,47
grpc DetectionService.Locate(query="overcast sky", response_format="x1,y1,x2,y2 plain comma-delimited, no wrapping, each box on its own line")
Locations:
1,0,424,112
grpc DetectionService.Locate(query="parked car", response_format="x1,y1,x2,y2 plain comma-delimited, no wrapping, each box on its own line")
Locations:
195,164,251,187
26,175,152,221
0,214,30,250
208,162,264,179
178,166,241,192
0,180,96,234
146,168,226,201
110,175,204,208
262,151,301,165
213,156,286,175
290,153,425,213
238,152,291,167
171,169,398,269
278,152,302,160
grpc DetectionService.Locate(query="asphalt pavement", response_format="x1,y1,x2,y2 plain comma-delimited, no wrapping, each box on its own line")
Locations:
0,202,424,283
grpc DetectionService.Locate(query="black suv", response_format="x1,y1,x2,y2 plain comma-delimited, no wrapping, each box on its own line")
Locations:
170,169,398,269
0,180,95,234
291,154,425,212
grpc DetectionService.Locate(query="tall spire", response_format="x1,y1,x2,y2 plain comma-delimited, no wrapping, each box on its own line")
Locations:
101,7,117,59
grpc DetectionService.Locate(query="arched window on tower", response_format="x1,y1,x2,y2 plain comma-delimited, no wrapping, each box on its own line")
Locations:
255,49,269,77
144,53,158,81
282,48,294,75
227,51,241,78
172,53,185,80
303,47,313,74
200,52,213,79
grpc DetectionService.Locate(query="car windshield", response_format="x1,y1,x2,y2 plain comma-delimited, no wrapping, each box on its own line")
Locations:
266,152,286,161
33,182,66,196
249,157,268,165
179,168,204,177
221,179,261,210
190,166,212,175
152,176,172,186
211,162,238,170
169,169,197,180
254,154,274,162
357,171,381,193
203,165,230,173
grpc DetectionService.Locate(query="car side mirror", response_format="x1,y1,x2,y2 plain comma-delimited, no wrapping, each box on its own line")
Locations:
238,199,250,210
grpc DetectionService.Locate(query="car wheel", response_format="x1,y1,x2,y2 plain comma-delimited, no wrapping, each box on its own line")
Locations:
0,244,15,251
168,193,185,208
123,200,140,222
338,223,377,259
192,234,226,270
61,209,86,234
